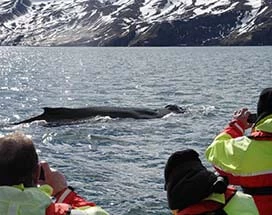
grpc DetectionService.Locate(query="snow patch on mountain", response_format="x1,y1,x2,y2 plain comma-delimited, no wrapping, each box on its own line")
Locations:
140,0,188,22
194,0,240,16
234,0,264,35
246,0,262,8
238,3,267,34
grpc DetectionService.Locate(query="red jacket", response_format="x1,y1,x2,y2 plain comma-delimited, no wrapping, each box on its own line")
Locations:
46,187,96,215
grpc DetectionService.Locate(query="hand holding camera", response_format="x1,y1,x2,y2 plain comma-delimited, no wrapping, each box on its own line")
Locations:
39,161,68,196
232,108,255,129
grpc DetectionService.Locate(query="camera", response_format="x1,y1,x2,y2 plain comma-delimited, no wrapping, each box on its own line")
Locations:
212,176,228,193
39,166,45,180
247,113,257,123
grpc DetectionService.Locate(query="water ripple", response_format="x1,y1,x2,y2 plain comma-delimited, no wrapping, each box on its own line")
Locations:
0,46,271,214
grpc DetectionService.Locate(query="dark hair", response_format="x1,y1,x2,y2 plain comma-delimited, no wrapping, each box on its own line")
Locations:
0,132,38,187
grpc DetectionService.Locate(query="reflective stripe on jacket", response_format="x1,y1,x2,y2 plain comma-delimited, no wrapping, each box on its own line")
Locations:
173,188,259,215
46,203,109,215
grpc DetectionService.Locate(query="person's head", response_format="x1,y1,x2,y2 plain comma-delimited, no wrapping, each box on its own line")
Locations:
164,149,227,211
0,132,39,187
256,88,272,123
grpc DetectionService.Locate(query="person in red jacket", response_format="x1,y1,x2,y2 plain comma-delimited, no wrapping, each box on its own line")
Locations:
0,132,109,215
206,88,272,215
164,149,259,215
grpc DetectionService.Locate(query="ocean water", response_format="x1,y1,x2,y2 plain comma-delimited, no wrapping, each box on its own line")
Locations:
0,46,271,214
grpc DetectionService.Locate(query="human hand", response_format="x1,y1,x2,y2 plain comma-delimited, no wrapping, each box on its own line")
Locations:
39,161,68,196
232,108,253,129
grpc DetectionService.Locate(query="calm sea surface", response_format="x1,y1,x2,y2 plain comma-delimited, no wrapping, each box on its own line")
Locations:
0,46,271,214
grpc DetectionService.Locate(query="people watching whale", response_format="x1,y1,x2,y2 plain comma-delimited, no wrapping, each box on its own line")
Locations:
206,88,272,215
164,149,259,215
0,132,109,215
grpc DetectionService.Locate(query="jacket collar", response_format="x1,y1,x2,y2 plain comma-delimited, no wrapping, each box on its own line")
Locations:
254,114,272,133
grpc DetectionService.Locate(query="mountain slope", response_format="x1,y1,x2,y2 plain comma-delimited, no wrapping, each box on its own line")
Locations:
0,0,271,46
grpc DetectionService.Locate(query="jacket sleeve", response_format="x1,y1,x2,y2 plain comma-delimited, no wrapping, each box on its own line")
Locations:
55,187,96,207
205,120,248,183
54,187,109,214
223,120,246,138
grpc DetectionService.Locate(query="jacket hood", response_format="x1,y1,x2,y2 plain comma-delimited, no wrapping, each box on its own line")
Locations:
256,88,272,124
164,149,219,210
254,114,272,133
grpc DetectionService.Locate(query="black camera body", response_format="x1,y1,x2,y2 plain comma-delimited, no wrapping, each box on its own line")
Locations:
247,113,257,123
212,176,228,193
39,166,45,180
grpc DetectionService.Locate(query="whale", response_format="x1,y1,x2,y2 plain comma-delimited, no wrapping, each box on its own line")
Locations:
13,104,186,125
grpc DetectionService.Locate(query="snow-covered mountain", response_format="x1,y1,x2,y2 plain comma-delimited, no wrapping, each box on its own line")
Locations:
0,0,271,46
